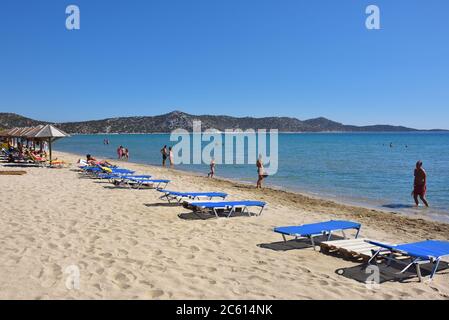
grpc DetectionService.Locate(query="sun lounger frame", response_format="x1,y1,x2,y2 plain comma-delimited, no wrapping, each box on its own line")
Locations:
120,178,170,190
191,201,266,218
366,240,449,282
159,190,228,203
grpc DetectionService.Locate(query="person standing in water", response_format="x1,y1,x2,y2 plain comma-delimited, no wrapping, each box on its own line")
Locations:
117,145,123,159
412,160,429,207
160,145,168,167
168,146,174,167
208,158,215,178
256,155,266,189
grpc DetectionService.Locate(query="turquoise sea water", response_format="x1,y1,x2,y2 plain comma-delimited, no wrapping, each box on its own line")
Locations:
54,132,449,222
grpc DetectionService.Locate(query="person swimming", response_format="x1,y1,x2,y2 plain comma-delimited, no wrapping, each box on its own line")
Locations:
412,160,429,207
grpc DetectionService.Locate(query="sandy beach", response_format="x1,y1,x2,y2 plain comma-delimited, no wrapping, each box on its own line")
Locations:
1,150,449,300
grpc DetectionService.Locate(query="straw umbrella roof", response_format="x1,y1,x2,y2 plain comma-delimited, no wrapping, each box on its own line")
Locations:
33,124,70,139
0,125,69,139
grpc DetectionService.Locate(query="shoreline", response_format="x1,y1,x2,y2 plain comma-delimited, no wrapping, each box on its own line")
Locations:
57,148,449,225
56,150,449,236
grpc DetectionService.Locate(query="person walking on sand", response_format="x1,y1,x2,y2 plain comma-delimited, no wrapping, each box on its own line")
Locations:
256,155,267,188
412,160,429,207
168,146,174,167
160,145,168,167
208,158,215,178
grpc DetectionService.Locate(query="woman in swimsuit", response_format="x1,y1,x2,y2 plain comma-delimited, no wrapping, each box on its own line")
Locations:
412,160,429,207
168,146,174,167
256,155,266,189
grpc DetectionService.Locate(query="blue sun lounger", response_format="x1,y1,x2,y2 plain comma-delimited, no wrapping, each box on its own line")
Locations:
274,220,361,248
158,189,228,203
366,240,449,282
188,200,266,218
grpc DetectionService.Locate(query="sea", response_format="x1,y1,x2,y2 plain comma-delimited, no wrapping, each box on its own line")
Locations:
54,132,449,222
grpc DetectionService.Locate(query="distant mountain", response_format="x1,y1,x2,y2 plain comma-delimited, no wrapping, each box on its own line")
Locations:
0,111,442,134
0,113,48,130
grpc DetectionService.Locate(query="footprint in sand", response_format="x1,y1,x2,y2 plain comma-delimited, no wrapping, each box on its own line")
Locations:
148,289,164,298
117,249,128,256
317,280,329,286
248,275,270,283
190,245,200,252
182,273,195,278
114,272,131,289
48,243,58,249
93,283,102,292
206,267,217,272
139,280,154,288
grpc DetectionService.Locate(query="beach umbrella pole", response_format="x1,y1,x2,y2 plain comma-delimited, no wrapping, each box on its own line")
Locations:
49,138,52,164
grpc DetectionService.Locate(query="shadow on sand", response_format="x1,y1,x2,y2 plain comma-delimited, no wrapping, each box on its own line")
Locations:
178,211,252,220
144,203,179,208
2,163,40,168
258,234,345,252
336,260,449,284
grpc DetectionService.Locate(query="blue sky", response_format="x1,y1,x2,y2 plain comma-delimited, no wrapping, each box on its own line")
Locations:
0,0,448,129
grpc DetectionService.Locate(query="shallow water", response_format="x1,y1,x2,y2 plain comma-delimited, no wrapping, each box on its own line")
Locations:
54,132,449,222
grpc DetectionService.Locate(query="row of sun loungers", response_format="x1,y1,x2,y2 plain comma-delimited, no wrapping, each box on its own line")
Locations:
77,162,449,282
78,164,266,217
80,164,171,189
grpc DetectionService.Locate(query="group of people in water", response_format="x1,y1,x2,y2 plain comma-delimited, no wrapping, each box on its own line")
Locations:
117,145,129,161
160,145,174,167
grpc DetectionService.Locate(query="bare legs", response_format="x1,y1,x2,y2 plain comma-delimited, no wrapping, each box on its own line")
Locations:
256,175,264,188
414,194,429,207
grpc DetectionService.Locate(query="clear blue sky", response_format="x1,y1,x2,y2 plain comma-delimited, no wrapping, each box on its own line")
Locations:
0,0,448,129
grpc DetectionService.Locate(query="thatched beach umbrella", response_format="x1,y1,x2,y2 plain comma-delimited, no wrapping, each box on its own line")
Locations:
32,125,70,162
0,128,14,137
